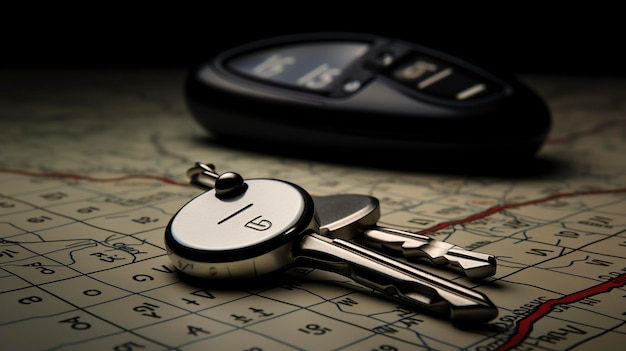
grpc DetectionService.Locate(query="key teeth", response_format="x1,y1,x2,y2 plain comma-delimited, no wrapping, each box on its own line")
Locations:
402,243,451,265
368,228,496,279
399,241,497,279
445,249,497,280
457,263,497,280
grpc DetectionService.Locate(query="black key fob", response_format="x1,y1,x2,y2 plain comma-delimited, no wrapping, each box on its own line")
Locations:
185,32,551,169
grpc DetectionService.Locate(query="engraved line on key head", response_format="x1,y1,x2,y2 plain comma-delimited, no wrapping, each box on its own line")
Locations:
218,203,254,224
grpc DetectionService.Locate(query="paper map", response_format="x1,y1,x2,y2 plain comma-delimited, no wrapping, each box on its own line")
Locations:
0,70,625,350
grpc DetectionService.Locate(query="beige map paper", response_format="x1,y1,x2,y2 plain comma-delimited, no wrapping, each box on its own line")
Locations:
0,70,625,350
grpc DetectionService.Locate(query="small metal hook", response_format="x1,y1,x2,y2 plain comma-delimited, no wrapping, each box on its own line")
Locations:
186,162,247,198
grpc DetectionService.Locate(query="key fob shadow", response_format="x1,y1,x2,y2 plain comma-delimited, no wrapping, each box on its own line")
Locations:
185,32,551,170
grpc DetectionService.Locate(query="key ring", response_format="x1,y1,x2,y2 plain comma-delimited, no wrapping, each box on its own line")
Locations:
167,163,317,279
186,162,247,198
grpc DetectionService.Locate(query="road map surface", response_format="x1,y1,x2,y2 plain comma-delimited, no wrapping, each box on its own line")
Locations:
0,70,625,350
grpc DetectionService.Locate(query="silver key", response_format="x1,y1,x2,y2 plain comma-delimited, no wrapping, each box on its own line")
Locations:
166,163,498,322
314,194,497,280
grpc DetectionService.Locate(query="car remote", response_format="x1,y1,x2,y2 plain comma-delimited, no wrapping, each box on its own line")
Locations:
185,32,551,166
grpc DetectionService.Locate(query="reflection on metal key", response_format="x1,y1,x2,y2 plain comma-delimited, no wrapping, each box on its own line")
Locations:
165,163,498,322
314,194,497,280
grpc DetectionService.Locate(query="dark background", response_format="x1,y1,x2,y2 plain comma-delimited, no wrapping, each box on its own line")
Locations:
2,6,623,77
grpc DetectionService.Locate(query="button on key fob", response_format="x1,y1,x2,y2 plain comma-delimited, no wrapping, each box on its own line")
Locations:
185,32,551,165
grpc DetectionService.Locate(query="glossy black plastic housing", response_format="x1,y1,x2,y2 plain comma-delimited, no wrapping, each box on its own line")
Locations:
185,32,551,166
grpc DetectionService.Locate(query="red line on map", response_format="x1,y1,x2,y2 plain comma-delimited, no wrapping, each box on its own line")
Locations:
0,168,190,186
416,187,626,235
495,273,626,351
3,169,626,217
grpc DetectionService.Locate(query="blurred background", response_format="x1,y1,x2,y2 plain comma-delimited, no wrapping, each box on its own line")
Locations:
2,5,623,77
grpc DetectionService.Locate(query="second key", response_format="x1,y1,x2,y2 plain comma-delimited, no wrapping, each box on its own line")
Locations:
314,194,497,280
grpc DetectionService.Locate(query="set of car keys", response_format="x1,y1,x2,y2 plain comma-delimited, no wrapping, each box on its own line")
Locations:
164,162,499,323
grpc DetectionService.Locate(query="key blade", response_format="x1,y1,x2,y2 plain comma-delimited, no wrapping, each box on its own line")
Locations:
362,228,497,279
314,194,496,279
446,248,497,279
295,232,498,322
